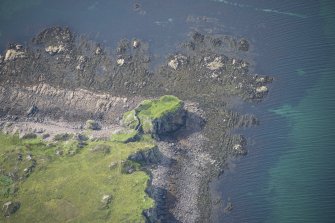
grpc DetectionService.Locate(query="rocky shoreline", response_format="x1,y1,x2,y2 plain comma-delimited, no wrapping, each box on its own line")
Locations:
0,27,271,222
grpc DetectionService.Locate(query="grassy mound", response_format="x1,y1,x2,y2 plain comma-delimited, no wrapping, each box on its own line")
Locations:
135,95,183,120
123,95,184,134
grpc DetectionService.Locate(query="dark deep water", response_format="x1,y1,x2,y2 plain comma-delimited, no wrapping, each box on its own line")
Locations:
1,1,335,222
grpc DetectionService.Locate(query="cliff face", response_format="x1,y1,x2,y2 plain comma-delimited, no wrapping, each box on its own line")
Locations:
0,83,141,123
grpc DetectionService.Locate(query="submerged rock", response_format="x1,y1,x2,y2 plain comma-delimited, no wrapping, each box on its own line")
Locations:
238,38,249,51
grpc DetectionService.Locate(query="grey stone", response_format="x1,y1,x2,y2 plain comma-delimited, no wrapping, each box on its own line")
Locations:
2,201,20,217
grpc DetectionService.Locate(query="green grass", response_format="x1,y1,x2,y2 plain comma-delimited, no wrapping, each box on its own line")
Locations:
0,133,155,222
122,95,183,133
136,95,183,120
122,110,139,129
111,129,139,143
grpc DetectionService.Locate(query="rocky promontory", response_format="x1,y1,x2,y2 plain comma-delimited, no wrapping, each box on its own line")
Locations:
0,27,270,223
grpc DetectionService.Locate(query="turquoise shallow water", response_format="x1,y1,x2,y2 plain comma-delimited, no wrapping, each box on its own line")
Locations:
1,1,335,222
267,72,335,222
264,3,335,222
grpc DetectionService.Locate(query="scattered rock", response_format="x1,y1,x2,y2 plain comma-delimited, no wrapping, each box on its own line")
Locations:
206,57,224,71
109,162,118,169
55,150,64,156
133,40,140,48
27,105,38,116
45,45,65,55
121,160,137,174
42,133,50,139
168,58,179,70
168,54,188,70
76,55,87,71
233,144,247,155
4,49,26,61
85,120,101,130
19,132,37,140
100,194,112,209
95,46,102,55
77,141,87,149
117,58,125,66
238,38,249,51
74,133,88,141
224,201,233,213
53,133,70,141
256,77,266,83
2,201,20,217
15,44,23,50
26,154,32,161
256,86,268,93
192,31,205,42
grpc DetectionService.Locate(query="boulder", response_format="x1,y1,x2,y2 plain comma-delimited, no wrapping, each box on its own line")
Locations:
4,49,26,61
256,86,268,93
2,201,20,217
27,105,38,116
206,57,224,71
53,133,71,141
45,45,65,55
100,194,112,209
85,120,101,130
238,38,249,51
168,54,188,70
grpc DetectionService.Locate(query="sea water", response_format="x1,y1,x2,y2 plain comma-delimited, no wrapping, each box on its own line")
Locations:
211,1,335,222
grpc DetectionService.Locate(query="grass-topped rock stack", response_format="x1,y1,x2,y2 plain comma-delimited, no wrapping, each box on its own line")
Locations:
122,95,186,138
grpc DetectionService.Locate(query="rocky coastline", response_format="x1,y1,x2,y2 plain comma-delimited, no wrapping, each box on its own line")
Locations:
0,27,271,222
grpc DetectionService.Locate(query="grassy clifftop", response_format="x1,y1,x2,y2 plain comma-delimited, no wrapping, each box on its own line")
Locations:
136,95,183,120
0,133,154,223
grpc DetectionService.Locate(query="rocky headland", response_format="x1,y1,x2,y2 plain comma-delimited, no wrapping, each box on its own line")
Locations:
0,27,271,222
